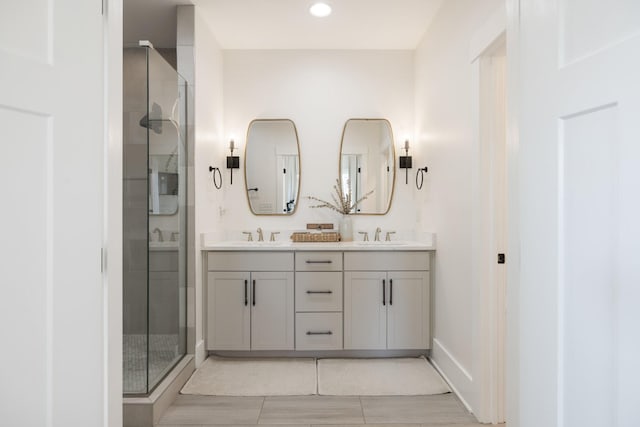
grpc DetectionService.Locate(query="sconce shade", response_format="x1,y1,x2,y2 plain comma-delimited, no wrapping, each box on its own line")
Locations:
399,156,412,169
227,156,240,169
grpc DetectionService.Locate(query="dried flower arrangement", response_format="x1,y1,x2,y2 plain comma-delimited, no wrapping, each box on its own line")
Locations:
306,179,373,215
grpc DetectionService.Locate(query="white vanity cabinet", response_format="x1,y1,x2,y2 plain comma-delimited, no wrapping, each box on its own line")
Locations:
344,252,430,350
206,252,294,351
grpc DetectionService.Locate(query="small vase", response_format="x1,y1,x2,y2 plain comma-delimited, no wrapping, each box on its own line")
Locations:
340,215,353,242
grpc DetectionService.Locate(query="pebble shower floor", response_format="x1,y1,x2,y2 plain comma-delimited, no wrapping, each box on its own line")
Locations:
123,334,181,393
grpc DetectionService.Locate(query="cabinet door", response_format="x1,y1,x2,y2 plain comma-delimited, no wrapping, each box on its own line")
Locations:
387,271,429,349
344,271,387,349
250,272,294,350
207,272,251,350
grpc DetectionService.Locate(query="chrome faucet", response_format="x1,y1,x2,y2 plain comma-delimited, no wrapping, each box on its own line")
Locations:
152,227,163,242
358,231,369,241
257,227,264,242
385,231,396,241
374,227,382,241
242,231,253,241
270,231,280,241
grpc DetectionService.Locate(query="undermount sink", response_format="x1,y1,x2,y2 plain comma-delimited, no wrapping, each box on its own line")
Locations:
149,240,180,251
223,241,291,247
354,240,409,246
149,241,179,248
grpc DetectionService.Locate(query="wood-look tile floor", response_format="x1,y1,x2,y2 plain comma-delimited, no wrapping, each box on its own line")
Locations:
157,394,503,426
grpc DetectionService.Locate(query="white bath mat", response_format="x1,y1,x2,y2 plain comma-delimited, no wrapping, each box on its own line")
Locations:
317,356,450,396
180,356,317,396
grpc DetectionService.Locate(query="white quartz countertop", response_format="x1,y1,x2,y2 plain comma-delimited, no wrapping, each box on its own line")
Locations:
201,240,435,251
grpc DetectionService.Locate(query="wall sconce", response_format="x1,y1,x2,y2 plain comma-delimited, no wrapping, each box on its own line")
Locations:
227,139,240,185
399,139,412,184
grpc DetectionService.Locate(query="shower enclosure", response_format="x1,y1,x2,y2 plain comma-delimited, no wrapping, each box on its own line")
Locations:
123,44,188,394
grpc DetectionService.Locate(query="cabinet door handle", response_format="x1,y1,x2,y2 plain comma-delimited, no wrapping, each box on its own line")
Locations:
306,290,333,294
305,260,333,264
306,331,333,335
244,279,248,306
390,279,393,305
382,279,386,306
252,280,256,306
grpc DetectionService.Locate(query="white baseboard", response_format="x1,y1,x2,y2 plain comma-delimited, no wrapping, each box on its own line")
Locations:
195,339,206,367
430,338,475,414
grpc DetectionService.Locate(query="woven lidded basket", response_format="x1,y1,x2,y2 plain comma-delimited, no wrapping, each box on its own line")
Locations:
290,231,341,242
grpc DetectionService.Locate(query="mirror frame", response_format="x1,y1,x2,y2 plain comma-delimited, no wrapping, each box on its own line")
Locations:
338,118,396,215
244,118,302,216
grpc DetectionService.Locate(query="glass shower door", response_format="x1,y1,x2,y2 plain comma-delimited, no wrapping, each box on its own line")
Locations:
146,47,188,392
123,45,188,395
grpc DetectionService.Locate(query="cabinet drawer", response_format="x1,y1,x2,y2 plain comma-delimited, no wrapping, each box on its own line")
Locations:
295,272,342,312
208,252,293,271
295,313,343,350
344,251,429,271
295,252,342,271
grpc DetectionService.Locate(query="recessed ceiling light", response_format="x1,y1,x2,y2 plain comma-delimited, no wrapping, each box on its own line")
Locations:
310,2,332,18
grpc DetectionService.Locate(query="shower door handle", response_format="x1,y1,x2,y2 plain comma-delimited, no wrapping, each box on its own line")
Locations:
244,280,248,306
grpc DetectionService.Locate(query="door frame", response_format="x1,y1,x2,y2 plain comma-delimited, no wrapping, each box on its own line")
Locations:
105,0,124,425
504,1,521,426
469,4,508,424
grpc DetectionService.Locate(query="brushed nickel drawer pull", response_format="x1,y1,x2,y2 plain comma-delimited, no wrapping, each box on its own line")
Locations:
306,290,333,294
305,260,333,264
306,331,333,335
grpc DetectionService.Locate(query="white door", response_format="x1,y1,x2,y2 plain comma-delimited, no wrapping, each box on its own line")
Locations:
0,1,105,426
207,272,250,350
344,271,387,349
387,271,429,350
513,1,640,426
250,272,294,350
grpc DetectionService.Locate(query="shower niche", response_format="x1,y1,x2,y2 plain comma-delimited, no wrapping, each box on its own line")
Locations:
123,44,188,395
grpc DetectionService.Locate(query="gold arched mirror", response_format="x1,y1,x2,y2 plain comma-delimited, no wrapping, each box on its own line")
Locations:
245,119,301,215
339,118,396,214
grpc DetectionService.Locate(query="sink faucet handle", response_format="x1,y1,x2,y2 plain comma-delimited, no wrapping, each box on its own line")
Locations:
270,231,280,241
257,227,264,242
385,231,396,241
242,231,253,241
358,231,369,241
